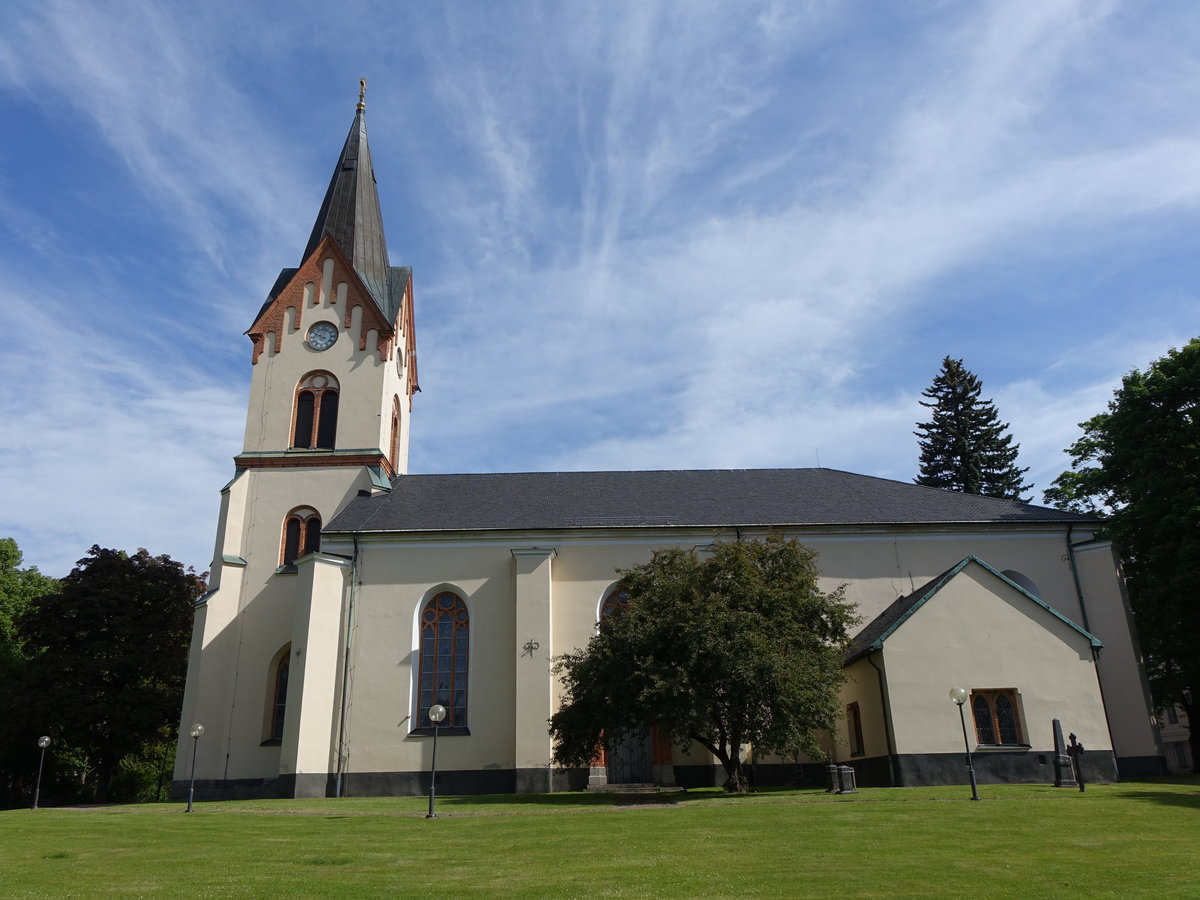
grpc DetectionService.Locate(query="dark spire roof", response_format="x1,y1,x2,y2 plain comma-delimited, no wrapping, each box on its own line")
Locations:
302,98,392,308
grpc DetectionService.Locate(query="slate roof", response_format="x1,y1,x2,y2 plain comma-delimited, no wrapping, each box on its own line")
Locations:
843,555,1103,665
325,467,1096,536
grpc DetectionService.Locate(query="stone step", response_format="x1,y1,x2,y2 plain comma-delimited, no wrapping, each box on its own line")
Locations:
587,783,660,793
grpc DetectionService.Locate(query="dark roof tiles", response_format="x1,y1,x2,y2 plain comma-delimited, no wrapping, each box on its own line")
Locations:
325,468,1095,535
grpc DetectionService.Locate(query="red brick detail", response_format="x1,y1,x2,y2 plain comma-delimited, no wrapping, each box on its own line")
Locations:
400,274,419,410
248,235,394,364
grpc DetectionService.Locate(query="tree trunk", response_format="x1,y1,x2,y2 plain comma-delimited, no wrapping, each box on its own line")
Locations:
94,762,113,803
1185,694,1200,775
723,758,749,793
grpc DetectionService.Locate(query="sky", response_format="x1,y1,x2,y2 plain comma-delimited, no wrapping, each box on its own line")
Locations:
1,0,1198,578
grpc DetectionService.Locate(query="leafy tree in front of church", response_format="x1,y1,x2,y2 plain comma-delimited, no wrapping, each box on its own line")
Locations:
914,356,1032,501
1045,339,1200,772
0,538,58,808
549,537,859,793
16,546,204,802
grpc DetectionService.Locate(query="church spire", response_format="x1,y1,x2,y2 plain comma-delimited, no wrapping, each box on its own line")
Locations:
302,81,391,303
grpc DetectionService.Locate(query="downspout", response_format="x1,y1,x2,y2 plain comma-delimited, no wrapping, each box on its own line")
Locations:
867,650,899,787
333,534,360,797
1065,523,1093,634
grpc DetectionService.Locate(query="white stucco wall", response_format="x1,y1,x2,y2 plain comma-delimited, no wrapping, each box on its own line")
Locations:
881,563,1110,756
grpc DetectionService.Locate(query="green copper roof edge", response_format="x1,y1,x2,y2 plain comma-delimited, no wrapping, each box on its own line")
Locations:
220,469,248,492
870,555,1102,651
969,556,1104,649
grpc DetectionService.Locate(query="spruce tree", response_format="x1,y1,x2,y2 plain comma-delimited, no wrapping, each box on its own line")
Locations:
914,357,1032,502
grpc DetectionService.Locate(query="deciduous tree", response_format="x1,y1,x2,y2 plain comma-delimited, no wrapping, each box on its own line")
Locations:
549,537,858,792
17,546,204,800
915,357,1031,501
0,538,58,807
1045,339,1200,772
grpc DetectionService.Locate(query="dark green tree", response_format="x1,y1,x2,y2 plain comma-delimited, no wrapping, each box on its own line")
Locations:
1045,339,1200,772
549,537,859,792
17,546,204,801
914,356,1032,501
0,539,58,807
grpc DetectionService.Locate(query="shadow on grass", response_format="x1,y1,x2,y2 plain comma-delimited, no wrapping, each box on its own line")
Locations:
1116,790,1200,810
432,785,829,810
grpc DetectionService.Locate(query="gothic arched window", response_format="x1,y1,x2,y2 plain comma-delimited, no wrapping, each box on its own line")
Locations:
292,372,340,449
599,587,630,621
268,646,290,743
417,591,469,729
281,507,321,567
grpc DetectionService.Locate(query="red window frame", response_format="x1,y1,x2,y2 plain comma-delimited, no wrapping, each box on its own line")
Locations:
970,689,1024,745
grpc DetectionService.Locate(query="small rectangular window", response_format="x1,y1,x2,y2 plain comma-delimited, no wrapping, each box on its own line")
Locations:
847,702,864,757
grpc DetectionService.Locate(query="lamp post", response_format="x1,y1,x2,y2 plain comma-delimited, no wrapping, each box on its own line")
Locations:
949,687,981,801
426,704,447,819
186,723,204,813
32,736,50,810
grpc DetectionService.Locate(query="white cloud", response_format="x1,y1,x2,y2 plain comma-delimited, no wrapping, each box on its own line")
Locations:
2,0,1200,573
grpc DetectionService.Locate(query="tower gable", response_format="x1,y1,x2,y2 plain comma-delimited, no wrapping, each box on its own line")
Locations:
247,235,399,365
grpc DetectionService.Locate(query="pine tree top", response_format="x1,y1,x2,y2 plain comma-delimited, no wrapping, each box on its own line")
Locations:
914,356,1031,502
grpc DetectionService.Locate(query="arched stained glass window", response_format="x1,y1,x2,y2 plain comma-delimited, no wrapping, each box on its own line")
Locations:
600,588,630,620
417,591,469,728
972,694,997,744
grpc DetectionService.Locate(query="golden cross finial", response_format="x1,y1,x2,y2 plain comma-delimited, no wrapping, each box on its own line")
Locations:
357,79,366,111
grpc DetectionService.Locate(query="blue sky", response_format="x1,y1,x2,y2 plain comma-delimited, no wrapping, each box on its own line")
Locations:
2,0,1198,577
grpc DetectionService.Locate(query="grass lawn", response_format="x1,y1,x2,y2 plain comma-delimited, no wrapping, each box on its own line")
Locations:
2,779,1197,898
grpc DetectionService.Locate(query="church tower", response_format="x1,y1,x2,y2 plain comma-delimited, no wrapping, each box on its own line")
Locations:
173,84,416,797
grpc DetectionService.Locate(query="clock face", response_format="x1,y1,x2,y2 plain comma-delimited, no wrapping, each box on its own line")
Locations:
306,321,338,351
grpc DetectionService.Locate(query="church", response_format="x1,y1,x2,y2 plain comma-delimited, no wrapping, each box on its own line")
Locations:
173,92,1165,799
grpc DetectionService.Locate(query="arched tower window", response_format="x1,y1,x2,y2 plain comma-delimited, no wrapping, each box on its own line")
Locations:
292,372,340,449
281,507,321,567
417,591,469,729
389,395,401,469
